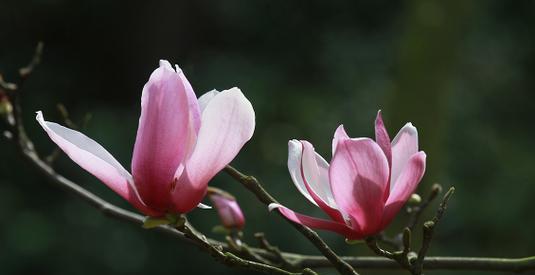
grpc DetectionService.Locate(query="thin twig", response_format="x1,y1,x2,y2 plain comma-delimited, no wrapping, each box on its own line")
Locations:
224,165,359,275
407,183,443,231
19,41,44,80
255,232,297,270
226,235,276,267
178,220,307,275
412,187,455,274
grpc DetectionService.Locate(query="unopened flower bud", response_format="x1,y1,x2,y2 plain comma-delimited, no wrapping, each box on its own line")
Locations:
0,93,13,115
408,193,422,204
208,191,245,230
0,93,14,125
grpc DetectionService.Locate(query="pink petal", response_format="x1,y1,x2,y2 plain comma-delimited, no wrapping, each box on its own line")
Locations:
269,204,362,239
170,88,255,213
175,64,201,158
167,169,207,213
288,140,336,207
175,64,201,134
390,122,418,191
381,152,426,228
288,140,316,204
300,141,345,222
329,138,389,235
36,112,161,216
375,110,392,200
332,125,350,156
375,110,392,168
131,60,191,212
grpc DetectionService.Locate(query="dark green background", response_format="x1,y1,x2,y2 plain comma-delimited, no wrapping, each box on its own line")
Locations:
1,1,534,274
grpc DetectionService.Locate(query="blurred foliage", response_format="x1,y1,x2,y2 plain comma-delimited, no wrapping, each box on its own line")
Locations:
1,0,535,274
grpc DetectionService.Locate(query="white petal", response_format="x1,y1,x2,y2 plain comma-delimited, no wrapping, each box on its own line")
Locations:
37,111,131,180
35,111,159,216
288,140,337,209
288,140,316,205
197,203,212,209
197,89,220,113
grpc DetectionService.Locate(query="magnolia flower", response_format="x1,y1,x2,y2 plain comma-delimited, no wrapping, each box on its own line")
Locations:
36,60,255,217
208,190,245,230
269,111,426,240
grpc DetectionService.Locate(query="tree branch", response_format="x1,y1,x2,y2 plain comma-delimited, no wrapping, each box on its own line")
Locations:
224,165,359,275
177,219,309,275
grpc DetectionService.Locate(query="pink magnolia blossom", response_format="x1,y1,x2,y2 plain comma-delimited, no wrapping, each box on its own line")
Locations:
269,111,426,240
209,192,245,230
36,60,255,217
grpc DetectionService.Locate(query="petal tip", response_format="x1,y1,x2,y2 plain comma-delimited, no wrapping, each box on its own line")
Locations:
288,139,300,147
334,124,349,139
35,110,43,120
174,64,183,74
159,59,174,71
197,203,212,210
228,86,242,93
398,122,418,137
299,140,314,148
35,111,47,128
268,203,281,212
376,109,383,118
418,151,427,159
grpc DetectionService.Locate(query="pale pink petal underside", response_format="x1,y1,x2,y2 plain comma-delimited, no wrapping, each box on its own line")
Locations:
171,88,255,213
332,124,350,156
36,112,161,216
175,64,201,159
391,123,418,190
197,90,220,113
300,141,345,222
381,152,426,228
175,64,201,134
288,140,316,205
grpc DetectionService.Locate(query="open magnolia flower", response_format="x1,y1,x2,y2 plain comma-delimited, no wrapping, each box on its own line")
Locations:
269,111,426,240
36,60,255,217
